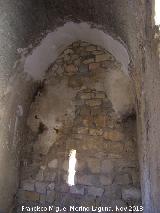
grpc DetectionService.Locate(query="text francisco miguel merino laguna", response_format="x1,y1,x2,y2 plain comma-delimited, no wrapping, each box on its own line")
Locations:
21,205,144,212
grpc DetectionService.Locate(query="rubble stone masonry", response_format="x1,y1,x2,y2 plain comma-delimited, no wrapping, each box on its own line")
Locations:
17,41,141,211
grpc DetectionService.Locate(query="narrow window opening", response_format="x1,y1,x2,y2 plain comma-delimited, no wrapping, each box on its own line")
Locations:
68,149,77,186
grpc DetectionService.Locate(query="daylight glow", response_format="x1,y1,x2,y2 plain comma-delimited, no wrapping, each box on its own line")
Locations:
68,149,77,186
155,0,160,26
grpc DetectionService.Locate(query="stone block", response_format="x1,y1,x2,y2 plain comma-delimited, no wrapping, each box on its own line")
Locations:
95,152,107,159
70,185,85,195
71,54,79,61
80,92,92,100
51,63,58,71
21,180,35,191
40,195,46,204
89,128,103,136
77,127,88,134
131,169,140,185
108,141,124,153
47,183,55,191
83,58,94,64
115,174,132,185
87,186,104,197
82,135,103,151
75,99,84,106
63,160,69,171
103,129,124,141
89,62,100,70
56,58,63,64
79,64,89,74
80,41,89,47
36,169,44,181
100,176,113,185
56,183,69,193
20,191,40,201
100,60,114,68
48,159,58,169
62,55,71,63
46,191,56,203
40,165,46,170
79,105,90,115
101,159,114,174
116,160,138,171
95,54,113,62
74,58,81,66
108,153,122,159
124,140,136,153
77,175,98,186
122,187,141,202
78,46,85,54
104,185,122,199
76,160,86,171
86,99,101,106
72,133,84,140
56,66,63,75
87,158,101,173
82,115,93,127
63,48,74,55
86,45,97,51
94,115,106,127
35,182,47,194
90,107,103,116
93,92,106,99
92,50,105,55
65,64,78,75
63,174,68,182
44,170,56,182
73,41,80,47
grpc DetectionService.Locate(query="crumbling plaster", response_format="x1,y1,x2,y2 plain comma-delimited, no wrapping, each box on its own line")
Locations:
22,22,133,116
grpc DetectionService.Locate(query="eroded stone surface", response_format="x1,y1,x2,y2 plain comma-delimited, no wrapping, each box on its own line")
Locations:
122,187,141,202
103,129,124,141
100,176,113,185
70,185,85,195
101,160,114,174
87,186,104,197
87,158,101,173
35,182,48,194
21,180,35,192
48,159,58,169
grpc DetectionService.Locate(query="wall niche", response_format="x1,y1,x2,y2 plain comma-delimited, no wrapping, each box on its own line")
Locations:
17,41,141,211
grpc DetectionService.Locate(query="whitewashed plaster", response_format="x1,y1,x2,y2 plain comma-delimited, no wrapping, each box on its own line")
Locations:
23,22,130,80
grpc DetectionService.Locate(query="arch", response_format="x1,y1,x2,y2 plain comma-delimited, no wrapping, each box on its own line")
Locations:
16,40,141,209
23,22,130,80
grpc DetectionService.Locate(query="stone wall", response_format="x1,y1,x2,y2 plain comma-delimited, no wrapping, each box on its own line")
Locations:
0,0,158,212
16,41,141,211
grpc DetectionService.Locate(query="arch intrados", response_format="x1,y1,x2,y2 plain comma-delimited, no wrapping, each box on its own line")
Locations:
23,22,130,80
